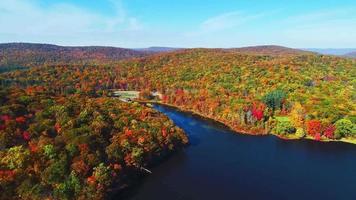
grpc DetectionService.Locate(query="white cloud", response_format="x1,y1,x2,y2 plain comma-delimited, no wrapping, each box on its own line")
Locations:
127,18,144,31
285,8,355,24
0,0,144,45
179,7,356,48
278,8,356,48
201,11,259,32
184,11,264,37
0,1,355,48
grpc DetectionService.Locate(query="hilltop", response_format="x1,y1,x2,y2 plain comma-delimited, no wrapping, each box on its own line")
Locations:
305,48,356,56
230,45,314,56
0,43,319,68
133,47,182,52
345,51,356,58
0,43,151,67
0,42,325,69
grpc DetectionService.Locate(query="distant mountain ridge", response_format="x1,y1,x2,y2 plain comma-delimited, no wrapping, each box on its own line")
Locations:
134,47,182,52
303,48,356,57
144,45,312,56
0,42,151,67
344,51,356,58
229,45,314,56
4,43,350,68
1,43,313,67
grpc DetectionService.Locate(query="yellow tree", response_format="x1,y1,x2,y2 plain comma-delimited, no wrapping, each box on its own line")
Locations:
290,102,306,128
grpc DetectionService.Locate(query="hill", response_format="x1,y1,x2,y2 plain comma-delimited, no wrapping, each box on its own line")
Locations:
0,43,316,68
344,51,356,58
305,48,356,56
0,43,151,67
134,47,182,52
120,49,355,138
2,48,354,139
229,45,314,56
1,47,355,198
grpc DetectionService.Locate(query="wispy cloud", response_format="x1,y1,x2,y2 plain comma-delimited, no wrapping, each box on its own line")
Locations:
0,0,144,45
201,11,261,32
185,11,265,37
179,7,356,48
0,1,355,48
285,8,356,24
278,7,356,47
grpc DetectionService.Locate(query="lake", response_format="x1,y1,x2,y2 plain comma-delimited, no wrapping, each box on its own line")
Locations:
119,104,356,200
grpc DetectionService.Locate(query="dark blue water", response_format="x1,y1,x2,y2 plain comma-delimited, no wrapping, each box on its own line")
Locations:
124,105,356,200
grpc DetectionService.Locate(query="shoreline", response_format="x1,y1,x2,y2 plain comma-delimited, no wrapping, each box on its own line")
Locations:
137,100,356,145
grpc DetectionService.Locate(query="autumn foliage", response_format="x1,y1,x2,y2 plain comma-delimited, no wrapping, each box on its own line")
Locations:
306,120,322,137
0,46,355,199
324,125,335,139
0,88,188,199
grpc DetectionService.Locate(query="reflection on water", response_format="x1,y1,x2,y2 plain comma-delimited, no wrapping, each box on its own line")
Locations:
118,105,356,200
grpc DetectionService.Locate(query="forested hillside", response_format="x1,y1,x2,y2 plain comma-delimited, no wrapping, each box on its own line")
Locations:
0,65,188,198
229,45,314,56
122,49,355,141
0,46,355,199
0,43,151,67
2,48,355,142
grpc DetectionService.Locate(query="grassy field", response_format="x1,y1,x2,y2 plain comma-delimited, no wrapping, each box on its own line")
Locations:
112,90,140,99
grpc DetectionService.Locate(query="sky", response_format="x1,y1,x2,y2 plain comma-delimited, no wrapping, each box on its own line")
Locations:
0,0,355,48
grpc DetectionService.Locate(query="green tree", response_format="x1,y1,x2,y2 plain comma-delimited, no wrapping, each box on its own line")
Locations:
131,147,144,166
54,171,81,200
262,89,287,111
334,119,355,138
93,163,113,187
1,145,30,169
273,120,295,135
42,158,68,184
43,144,57,159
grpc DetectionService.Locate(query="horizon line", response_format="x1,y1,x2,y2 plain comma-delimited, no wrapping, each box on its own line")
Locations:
1,41,356,50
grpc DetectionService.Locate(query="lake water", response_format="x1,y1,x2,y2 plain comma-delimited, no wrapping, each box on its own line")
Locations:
120,104,356,200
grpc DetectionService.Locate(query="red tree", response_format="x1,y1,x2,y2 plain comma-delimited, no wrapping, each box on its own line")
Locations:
72,160,90,176
15,116,26,124
324,125,335,139
306,120,322,137
125,128,133,137
162,128,167,137
251,108,264,121
87,175,96,185
314,133,321,141
54,123,61,133
28,141,38,152
0,115,11,122
162,95,169,103
23,131,30,141
175,89,184,96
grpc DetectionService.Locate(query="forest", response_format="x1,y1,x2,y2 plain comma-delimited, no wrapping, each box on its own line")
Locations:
0,83,188,199
0,43,150,67
0,45,355,199
119,49,355,142
2,47,354,140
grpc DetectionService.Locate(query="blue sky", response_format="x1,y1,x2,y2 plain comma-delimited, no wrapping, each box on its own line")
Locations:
0,0,355,48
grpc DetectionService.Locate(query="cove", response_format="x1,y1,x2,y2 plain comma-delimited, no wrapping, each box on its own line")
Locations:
119,104,356,200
